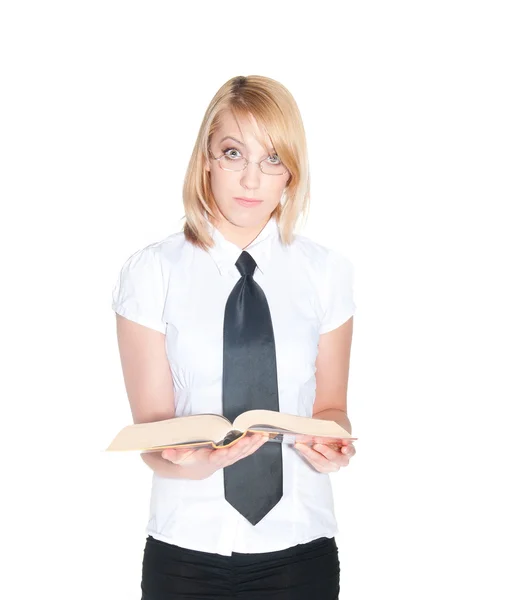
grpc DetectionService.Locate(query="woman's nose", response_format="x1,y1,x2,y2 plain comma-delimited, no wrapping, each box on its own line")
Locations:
240,161,262,189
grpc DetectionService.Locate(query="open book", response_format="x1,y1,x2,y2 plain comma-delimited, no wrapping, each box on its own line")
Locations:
106,409,356,452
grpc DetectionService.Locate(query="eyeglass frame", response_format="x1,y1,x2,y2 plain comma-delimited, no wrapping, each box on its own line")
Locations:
208,151,289,176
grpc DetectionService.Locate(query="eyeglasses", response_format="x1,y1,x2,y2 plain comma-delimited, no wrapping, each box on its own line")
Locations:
209,150,288,176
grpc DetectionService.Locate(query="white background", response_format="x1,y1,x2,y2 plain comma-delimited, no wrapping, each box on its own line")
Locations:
1,1,506,599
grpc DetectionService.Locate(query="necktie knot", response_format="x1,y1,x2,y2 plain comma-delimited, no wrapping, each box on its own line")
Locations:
235,251,257,277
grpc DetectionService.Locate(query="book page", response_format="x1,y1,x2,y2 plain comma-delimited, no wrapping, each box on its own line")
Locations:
140,430,257,452
234,409,353,439
106,413,233,452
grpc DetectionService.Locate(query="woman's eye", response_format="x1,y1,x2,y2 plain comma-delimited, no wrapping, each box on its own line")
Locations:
223,147,241,159
267,154,281,164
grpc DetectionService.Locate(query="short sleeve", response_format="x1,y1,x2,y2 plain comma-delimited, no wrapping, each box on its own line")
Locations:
319,249,357,334
111,244,167,334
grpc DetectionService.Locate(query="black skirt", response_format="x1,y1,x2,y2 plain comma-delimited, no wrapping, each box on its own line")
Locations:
141,534,340,600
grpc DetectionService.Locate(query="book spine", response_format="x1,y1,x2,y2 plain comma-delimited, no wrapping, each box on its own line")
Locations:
217,429,244,447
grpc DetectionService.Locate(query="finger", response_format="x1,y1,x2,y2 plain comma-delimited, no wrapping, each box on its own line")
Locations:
231,434,264,461
162,449,181,461
227,435,256,455
160,449,172,461
241,433,265,450
161,448,190,462
340,443,356,457
249,433,269,449
295,443,344,472
209,436,246,460
294,443,325,471
313,444,350,467
209,439,249,467
163,446,212,464
244,434,269,457
211,433,265,467
208,449,227,467
222,434,265,467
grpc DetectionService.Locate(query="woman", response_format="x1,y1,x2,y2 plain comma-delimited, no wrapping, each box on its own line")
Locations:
112,74,357,599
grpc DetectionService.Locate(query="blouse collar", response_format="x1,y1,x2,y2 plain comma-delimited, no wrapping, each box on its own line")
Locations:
206,215,280,276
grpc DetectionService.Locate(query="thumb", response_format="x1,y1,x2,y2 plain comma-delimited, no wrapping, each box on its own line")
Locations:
161,448,175,461
161,448,192,463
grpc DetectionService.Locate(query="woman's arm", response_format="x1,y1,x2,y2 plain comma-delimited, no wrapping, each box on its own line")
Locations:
312,316,354,434
115,314,267,479
294,316,355,472
115,314,196,478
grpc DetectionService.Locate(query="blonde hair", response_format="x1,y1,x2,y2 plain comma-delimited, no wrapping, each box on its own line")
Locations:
182,75,310,249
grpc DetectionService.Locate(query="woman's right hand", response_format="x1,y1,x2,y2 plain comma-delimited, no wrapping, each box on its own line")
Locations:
160,433,269,480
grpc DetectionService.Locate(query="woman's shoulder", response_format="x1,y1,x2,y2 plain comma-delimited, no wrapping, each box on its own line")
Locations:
123,230,187,266
112,231,188,332
148,230,188,263
289,232,353,274
114,231,189,290
289,233,356,328
290,233,331,258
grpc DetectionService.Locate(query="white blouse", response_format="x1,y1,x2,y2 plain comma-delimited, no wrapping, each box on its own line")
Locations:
111,217,356,556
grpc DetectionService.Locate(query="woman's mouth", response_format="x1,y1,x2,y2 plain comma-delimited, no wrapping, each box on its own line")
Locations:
234,197,263,208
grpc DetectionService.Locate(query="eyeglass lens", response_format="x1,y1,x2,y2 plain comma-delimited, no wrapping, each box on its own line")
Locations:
218,155,286,175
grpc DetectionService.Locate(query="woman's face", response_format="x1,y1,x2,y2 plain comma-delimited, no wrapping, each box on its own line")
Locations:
205,110,290,232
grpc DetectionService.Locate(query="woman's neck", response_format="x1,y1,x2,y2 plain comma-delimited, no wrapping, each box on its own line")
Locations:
211,215,271,249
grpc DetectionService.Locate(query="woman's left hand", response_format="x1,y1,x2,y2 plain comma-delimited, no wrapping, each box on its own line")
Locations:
294,440,356,473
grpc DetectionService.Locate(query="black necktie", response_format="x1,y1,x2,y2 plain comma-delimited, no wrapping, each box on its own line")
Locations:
222,250,283,525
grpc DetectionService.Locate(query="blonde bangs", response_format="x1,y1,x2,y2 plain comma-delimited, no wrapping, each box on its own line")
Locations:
183,75,310,249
